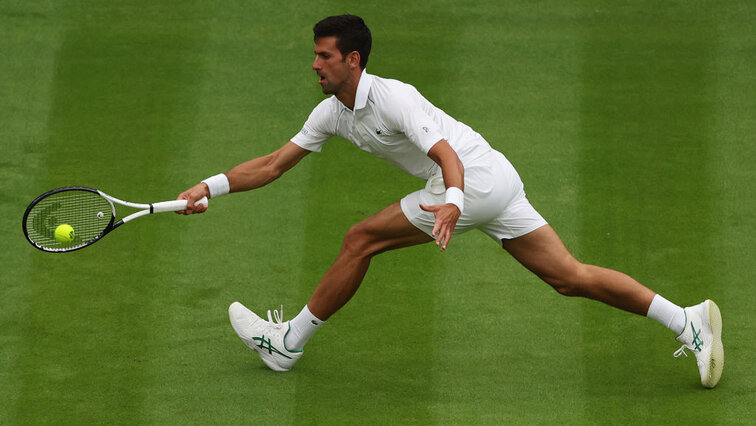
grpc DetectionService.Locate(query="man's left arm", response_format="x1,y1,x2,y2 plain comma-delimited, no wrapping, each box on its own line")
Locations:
420,139,464,251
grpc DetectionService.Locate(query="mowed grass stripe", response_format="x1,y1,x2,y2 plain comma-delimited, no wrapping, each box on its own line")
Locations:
12,5,209,423
711,4,756,417
577,4,723,423
135,5,321,423
425,3,587,423
0,4,64,424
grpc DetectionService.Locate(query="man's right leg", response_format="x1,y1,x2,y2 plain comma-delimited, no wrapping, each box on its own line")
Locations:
306,201,433,320
229,201,432,371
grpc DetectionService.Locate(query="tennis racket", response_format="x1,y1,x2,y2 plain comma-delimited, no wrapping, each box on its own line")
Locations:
22,186,208,253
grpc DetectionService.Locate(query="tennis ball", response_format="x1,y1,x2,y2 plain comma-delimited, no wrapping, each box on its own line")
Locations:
54,224,75,244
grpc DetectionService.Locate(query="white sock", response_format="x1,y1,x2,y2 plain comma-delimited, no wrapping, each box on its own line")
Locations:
285,304,325,351
646,294,686,335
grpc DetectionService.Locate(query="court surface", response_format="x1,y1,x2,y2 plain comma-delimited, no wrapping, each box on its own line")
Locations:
2,1,754,424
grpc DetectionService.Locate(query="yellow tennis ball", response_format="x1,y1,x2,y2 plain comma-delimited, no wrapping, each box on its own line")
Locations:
54,224,75,243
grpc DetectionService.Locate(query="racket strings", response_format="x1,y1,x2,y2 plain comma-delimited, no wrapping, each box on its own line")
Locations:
25,190,113,250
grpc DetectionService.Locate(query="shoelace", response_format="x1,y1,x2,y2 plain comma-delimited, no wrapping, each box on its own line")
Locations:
266,305,284,329
673,345,689,358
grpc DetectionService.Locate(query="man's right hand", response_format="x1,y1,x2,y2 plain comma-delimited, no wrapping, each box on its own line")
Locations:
176,183,210,215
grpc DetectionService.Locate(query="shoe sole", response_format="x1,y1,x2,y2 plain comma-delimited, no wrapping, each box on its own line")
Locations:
703,299,724,388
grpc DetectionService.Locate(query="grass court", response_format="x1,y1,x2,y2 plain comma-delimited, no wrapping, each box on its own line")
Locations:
2,0,755,424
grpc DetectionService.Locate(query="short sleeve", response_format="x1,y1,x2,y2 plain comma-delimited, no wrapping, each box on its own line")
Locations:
382,87,445,154
291,98,336,152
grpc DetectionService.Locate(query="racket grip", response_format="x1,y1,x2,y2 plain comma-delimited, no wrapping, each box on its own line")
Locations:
152,197,209,213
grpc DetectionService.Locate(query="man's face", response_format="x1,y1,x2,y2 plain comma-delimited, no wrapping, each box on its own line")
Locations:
312,36,351,95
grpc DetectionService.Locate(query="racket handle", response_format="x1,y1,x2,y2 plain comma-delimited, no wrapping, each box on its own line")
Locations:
152,197,209,213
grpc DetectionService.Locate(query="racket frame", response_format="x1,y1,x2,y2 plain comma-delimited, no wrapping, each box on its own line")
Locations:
22,186,205,253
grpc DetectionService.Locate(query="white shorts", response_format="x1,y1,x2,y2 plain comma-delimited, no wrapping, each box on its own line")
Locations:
400,150,548,243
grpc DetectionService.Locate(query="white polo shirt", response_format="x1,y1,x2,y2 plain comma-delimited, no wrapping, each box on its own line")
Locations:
291,69,492,179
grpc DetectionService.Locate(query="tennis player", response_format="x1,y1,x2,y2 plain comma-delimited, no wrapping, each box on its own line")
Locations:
177,15,723,387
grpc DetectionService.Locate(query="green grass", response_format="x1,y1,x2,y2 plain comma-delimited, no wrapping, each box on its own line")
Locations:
2,0,755,424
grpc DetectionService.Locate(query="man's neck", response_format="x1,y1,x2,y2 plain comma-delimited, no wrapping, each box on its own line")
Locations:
335,69,362,110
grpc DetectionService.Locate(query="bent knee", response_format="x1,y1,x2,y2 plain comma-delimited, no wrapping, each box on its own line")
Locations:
540,263,591,297
341,223,377,258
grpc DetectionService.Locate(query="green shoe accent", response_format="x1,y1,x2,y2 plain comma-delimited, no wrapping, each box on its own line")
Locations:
252,335,293,359
675,309,688,339
691,322,704,351
283,324,304,354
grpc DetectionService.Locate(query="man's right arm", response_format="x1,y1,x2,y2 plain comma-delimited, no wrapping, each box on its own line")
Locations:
177,141,311,214
226,141,311,192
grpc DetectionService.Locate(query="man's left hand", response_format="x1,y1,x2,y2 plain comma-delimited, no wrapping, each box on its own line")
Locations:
419,203,460,251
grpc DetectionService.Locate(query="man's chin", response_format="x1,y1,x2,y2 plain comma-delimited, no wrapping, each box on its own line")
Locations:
318,81,337,95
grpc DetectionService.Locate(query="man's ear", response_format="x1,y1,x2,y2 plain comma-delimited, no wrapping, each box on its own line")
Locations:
346,51,361,69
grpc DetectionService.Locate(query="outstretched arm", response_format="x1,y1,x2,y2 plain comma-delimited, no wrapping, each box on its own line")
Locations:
420,139,464,251
225,141,311,192
177,141,311,214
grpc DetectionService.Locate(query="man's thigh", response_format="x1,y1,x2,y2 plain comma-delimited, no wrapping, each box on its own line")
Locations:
500,225,578,281
352,201,433,254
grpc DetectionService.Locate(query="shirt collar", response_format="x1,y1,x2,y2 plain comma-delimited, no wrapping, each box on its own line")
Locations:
352,68,373,111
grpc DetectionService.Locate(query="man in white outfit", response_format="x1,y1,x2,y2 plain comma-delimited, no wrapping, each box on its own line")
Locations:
178,15,723,388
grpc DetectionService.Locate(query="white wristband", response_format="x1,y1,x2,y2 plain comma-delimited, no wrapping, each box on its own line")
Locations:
201,173,230,199
445,186,464,212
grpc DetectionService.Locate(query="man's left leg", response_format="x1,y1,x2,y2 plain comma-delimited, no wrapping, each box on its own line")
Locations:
502,224,724,388
501,224,656,314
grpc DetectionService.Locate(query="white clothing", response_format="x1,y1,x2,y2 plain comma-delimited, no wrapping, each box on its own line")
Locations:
290,69,547,242
400,150,547,241
291,70,492,179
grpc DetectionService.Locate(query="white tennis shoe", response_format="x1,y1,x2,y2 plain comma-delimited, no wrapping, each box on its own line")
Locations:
228,302,302,372
673,299,724,388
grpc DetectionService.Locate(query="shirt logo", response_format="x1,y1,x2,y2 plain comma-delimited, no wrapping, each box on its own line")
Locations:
422,126,429,134
375,128,383,135
300,128,309,135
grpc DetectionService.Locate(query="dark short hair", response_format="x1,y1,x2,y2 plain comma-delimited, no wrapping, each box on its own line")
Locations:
313,15,372,69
